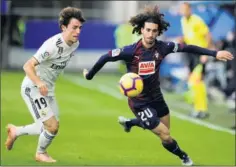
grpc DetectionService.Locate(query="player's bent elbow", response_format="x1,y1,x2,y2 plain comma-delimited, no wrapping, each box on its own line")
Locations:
23,62,33,73
23,58,37,73
23,62,29,72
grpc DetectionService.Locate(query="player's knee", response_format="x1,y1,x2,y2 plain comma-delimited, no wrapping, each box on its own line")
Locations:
159,129,172,143
48,121,59,134
152,122,172,142
44,118,59,135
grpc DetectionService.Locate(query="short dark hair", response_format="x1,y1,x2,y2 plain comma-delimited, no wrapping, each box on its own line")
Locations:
182,2,191,8
59,6,86,30
129,5,170,36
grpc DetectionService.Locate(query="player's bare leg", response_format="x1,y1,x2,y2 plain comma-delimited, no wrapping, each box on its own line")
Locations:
35,116,59,163
152,122,193,166
5,124,17,150
160,114,170,129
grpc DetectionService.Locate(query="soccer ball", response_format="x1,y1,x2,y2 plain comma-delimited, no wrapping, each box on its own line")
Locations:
119,72,143,97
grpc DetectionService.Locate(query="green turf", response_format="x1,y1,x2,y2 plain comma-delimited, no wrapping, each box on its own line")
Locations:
1,71,235,166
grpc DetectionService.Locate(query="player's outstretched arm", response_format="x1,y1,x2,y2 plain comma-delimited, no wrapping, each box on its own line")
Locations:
83,54,114,80
176,43,234,61
84,48,132,80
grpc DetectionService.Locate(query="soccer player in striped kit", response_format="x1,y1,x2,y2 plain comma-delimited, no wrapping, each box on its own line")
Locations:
5,7,85,163
83,5,233,166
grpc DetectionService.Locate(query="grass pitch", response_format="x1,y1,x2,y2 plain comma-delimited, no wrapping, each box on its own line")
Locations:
1,71,235,166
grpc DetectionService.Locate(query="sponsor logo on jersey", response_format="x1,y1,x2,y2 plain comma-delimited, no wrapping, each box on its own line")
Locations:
50,61,67,70
138,61,155,75
51,64,66,70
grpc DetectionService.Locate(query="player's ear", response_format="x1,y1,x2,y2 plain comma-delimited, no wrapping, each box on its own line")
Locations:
61,25,66,32
141,27,144,34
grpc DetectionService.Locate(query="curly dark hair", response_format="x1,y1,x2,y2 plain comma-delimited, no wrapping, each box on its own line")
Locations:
129,5,170,36
59,6,86,30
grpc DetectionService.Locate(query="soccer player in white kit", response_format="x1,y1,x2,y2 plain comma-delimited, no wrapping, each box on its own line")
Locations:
5,7,85,163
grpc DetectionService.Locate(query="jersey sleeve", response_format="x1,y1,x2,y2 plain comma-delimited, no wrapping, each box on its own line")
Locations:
162,41,180,55
163,41,217,57
107,45,134,62
85,45,134,80
33,40,56,64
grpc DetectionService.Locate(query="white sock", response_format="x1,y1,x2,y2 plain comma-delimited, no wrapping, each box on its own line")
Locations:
36,130,56,153
16,122,43,136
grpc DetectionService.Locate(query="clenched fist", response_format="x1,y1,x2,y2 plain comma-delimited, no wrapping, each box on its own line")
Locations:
37,81,48,96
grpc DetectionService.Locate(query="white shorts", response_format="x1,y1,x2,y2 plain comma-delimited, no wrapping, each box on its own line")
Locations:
21,86,59,122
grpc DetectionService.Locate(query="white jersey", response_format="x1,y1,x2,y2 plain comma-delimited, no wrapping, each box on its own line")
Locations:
21,33,79,96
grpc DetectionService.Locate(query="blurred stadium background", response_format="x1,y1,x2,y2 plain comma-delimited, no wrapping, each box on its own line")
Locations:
1,0,235,166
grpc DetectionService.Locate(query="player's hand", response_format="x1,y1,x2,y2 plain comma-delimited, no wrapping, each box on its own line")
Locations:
83,69,88,79
37,81,48,96
216,51,234,62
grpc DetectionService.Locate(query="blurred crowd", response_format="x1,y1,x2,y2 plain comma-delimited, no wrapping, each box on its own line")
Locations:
179,3,235,114
158,2,235,129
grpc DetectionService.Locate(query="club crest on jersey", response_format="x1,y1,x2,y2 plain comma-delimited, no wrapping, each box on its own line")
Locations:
155,52,159,59
138,61,155,75
111,48,121,57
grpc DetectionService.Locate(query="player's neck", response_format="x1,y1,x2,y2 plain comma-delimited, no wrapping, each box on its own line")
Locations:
61,33,73,46
141,38,155,49
185,14,192,20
